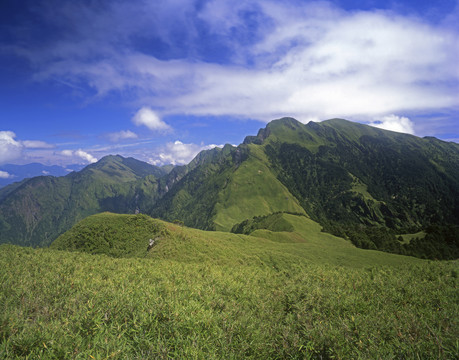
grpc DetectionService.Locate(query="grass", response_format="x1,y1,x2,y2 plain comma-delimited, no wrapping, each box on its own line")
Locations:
1,213,458,359
51,213,169,258
399,231,427,244
214,145,305,231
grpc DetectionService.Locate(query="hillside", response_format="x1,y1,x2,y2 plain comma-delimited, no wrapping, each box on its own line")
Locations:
1,213,457,358
151,118,459,258
0,156,168,247
1,118,458,259
50,212,416,267
153,118,459,232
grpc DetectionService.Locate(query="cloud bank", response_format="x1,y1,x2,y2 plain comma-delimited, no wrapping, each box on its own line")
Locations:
0,170,13,179
0,131,59,164
13,0,457,126
22,140,55,149
0,131,22,164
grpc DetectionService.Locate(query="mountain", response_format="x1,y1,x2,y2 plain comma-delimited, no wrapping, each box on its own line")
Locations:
0,163,84,188
153,118,459,229
0,155,171,247
1,118,458,258
150,117,459,258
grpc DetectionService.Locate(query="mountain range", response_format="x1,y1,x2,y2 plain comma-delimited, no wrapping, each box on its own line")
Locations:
1,118,458,258
0,163,84,188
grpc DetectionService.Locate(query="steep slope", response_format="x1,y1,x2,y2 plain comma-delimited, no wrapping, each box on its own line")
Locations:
0,155,166,247
152,117,459,236
257,118,459,231
150,143,305,231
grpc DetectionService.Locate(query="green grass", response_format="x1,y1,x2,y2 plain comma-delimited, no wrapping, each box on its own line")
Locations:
51,212,169,258
399,231,427,244
214,145,305,231
1,213,458,359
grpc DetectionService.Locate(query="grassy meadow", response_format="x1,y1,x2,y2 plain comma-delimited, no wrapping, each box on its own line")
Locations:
1,213,458,359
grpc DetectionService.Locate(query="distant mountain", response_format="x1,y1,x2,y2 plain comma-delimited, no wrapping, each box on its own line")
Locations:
0,163,84,188
0,155,171,247
1,119,458,258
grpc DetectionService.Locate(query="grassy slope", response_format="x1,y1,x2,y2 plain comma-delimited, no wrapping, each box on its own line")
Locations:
51,213,169,258
1,213,458,358
213,145,305,231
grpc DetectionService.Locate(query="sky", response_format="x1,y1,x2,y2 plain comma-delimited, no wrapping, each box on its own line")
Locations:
0,0,458,170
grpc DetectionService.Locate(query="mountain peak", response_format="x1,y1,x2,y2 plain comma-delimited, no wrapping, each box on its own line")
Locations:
79,154,167,182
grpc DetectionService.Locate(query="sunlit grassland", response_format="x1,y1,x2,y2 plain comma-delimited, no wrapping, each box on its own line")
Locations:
214,145,305,232
1,213,458,359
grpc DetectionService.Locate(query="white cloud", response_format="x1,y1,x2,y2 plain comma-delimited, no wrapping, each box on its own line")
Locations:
107,130,138,142
61,149,97,164
0,170,13,179
149,141,223,165
0,131,23,164
368,115,415,134
22,140,55,149
132,107,171,131
10,0,459,132
97,5,457,123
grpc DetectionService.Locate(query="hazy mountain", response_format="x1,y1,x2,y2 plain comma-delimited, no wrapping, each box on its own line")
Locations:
0,163,84,188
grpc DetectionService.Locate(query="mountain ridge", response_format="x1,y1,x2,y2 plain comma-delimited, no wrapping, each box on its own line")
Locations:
0,117,458,258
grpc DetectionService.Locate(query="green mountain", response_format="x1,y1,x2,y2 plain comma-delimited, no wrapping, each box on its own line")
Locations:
1,118,458,258
149,117,459,258
0,155,169,247
155,119,457,230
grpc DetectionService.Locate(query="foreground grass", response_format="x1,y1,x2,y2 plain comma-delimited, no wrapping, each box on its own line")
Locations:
1,242,458,359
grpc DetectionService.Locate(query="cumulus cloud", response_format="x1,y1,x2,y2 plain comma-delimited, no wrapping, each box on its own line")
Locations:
0,170,13,179
368,115,415,134
132,107,171,131
149,141,223,165
61,149,97,164
107,130,138,142
0,131,23,164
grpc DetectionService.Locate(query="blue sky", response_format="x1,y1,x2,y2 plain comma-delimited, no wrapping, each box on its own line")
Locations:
0,0,458,170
